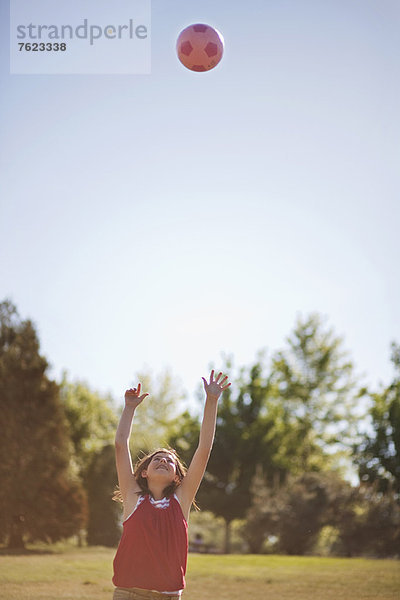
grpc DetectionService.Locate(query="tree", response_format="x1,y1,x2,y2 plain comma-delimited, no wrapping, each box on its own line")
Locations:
243,469,351,555
243,470,400,557
239,315,359,555
86,444,121,546
60,376,119,545
269,313,357,468
60,375,118,475
275,472,348,555
240,466,283,553
354,342,400,494
335,483,400,557
0,300,87,547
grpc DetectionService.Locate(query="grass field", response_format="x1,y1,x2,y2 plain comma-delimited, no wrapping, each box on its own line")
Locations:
0,546,399,600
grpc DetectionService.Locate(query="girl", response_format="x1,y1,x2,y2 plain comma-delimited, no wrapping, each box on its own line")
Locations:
112,370,231,600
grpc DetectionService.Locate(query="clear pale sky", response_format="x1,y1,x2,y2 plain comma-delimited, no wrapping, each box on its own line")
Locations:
1,0,399,406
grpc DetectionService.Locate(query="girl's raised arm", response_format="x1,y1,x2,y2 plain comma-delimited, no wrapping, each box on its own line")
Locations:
177,370,231,520
115,384,149,506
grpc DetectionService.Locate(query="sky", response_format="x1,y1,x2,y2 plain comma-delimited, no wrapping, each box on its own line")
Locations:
1,0,399,409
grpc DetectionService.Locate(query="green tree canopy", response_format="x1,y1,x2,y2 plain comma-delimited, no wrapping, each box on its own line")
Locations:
86,444,121,547
334,483,400,557
269,313,357,469
0,300,87,547
354,342,400,494
60,375,118,476
60,375,119,545
275,472,348,555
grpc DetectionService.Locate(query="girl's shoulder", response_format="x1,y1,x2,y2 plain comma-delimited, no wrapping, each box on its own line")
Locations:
122,492,146,522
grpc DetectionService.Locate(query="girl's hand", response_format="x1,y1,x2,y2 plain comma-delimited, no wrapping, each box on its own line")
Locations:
124,383,149,409
202,370,231,401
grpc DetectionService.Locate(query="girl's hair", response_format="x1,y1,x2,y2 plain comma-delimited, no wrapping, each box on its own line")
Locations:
113,447,187,503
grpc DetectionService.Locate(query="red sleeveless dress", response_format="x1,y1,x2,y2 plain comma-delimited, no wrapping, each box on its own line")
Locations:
112,494,188,592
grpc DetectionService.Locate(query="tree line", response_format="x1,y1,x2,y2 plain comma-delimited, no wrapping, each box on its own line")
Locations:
0,299,399,556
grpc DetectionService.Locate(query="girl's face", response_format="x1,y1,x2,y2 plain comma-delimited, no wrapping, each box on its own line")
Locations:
142,452,178,483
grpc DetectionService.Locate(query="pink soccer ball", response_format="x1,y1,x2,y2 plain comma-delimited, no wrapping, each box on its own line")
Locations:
176,24,224,72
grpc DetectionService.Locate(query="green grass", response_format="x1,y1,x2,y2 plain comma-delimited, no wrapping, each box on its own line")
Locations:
0,546,399,600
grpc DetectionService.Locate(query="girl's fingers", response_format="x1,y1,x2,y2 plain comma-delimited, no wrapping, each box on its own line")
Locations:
127,385,148,398
221,383,231,390
206,371,229,386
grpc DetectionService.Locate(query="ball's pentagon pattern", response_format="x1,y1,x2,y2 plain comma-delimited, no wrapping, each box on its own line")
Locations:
204,42,218,57
180,41,193,56
193,24,208,32
176,24,224,72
